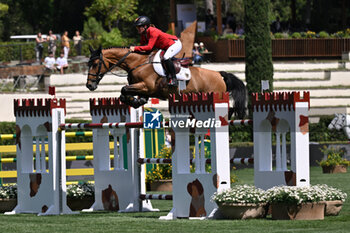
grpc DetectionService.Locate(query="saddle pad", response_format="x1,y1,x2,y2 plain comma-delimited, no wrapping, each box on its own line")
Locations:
152,50,191,81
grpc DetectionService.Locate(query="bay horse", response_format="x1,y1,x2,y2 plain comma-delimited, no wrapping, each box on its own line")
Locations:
86,46,246,119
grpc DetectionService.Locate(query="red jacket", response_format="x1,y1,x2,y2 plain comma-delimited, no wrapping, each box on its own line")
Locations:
134,27,178,52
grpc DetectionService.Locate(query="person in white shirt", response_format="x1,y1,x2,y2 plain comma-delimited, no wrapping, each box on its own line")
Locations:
56,52,68,74
44,52,56,71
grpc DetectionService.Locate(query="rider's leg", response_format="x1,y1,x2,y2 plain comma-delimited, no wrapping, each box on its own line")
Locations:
164,59,177,85
163,40,182,86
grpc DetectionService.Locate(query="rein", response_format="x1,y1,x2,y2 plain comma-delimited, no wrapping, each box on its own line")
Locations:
88,51,132,83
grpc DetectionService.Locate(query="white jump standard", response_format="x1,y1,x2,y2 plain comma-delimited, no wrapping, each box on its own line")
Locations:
6,98,75,216
252,92,310,190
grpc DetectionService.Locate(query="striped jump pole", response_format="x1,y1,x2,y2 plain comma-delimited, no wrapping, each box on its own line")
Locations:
137,158,254,165
139,194,173,201
59,122,144,130
229,119,253,126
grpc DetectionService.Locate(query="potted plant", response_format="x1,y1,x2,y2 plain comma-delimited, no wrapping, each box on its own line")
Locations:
316,184,347,216
211,185,268,219
146,146,172,192
318,146,349,173
0,184,17,213
267,185,327,220
66,182,94,211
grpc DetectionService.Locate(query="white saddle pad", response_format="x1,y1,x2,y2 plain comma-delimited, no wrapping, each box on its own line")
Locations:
152,50,191,81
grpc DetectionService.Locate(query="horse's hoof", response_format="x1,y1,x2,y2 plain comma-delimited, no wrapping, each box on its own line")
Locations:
131,98,141,108
119,95,126,103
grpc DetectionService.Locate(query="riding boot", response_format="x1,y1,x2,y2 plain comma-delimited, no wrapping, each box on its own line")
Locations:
164,59,177,86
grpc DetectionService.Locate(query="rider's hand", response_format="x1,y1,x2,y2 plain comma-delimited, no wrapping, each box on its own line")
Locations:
129,46,135,52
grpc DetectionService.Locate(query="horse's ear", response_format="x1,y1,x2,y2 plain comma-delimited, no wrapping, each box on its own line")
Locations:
89,45,94,53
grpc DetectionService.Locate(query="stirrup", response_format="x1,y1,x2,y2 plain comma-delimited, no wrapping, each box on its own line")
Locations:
167,77,177,86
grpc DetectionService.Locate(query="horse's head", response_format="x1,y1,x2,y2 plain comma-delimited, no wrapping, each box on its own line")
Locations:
86,45,107,91
86,46,132,91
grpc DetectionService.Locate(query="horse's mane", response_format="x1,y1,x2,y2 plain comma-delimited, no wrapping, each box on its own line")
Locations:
103,46,130,50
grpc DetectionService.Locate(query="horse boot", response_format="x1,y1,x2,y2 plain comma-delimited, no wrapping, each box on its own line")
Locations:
164,59,177,86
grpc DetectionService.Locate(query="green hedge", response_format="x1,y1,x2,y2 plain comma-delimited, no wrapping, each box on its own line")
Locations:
0,40,100,62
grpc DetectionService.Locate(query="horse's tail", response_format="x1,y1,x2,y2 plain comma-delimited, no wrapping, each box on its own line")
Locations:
220,71,246,119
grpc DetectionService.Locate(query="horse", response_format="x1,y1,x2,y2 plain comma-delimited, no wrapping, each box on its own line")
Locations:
86,46,247,119
328,113,350,139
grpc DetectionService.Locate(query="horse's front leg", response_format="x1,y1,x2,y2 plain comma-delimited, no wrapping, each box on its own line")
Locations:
120,83,150,108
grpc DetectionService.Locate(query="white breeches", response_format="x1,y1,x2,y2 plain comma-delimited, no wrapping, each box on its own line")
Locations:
163,40,182,60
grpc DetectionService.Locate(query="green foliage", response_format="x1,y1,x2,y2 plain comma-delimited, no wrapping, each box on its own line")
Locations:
0,3,9,16
145,146,172,183
291,32,302,38
305,30,316,38
82,17,106,40
244,0,274,101
273,32,284,39
318,146,349,167
318,31,329,38
99,28,134,47
220,34,244,40
0,42,36,62
84,0,138,31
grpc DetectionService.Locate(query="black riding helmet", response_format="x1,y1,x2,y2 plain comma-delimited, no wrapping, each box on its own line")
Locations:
134,16,151,27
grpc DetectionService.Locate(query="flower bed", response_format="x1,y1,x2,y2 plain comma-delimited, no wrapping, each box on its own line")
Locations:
212,185,268,219
318,146,349,173
266,185,347,220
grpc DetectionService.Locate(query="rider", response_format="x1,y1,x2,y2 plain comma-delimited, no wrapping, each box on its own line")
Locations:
129,16,182,86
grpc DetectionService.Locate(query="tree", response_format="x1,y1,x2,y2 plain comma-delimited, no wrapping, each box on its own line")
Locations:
84,0,138,31
0,3,8,16
82,17,106,39
244,0,273,99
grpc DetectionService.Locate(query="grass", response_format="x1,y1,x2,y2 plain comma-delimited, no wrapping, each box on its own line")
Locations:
0,167,349,233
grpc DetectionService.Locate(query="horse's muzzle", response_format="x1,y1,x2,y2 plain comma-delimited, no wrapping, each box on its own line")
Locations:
86,82,97,91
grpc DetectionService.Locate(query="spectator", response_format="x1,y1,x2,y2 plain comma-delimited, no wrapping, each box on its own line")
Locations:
226,13,236,31
235,23,244,35
73,30,83,56
56,52,68,74
271,17,282,33
192,43,203,64
35,32,45,63
47,30,57,56
199,42,208,54
223,24,234,36
205,9,215,30
61,31,70,59
44,52,56,71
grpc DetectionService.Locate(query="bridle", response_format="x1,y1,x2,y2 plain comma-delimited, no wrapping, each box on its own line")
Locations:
87,50,132,84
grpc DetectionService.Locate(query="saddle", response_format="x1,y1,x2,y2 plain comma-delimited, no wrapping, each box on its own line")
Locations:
159,51,191,74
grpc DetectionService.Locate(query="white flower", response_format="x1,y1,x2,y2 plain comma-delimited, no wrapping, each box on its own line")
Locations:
211,185,268,204
266,185,347,204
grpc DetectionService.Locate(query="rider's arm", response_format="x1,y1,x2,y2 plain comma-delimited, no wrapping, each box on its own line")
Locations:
134,28,158,52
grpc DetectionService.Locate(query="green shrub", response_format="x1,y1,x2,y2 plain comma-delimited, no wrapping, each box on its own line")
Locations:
82,17,106,40
318,146,349,167
99,28,134,47
145,146,172,183
273,32,284,39
318,31,329,38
